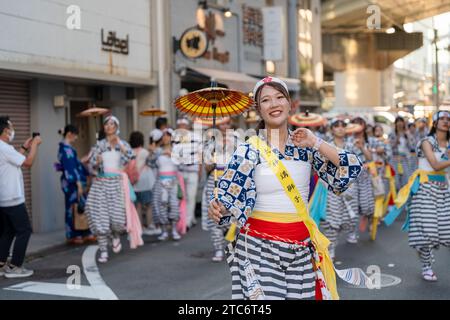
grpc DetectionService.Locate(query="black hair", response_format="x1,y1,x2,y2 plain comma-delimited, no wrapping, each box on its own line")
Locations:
59,124,79,137
0,116,10,136
155,117,168,130
374,124,384,134
394,116,407,138
129,131,144,148
254,82,291,134
97,129,106,141
351,117,368,143
408,122,416,129
428,111,450,141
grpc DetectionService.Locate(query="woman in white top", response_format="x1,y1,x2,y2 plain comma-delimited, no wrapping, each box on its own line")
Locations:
389,117,415,190
149,128,182,241
406,111,450,281
208,77,363,300
128,131,157,235
86,116,143,263
201,117,241,262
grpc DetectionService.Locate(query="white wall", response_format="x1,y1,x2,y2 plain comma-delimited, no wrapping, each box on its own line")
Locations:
0,0,152,83
30,79,66,233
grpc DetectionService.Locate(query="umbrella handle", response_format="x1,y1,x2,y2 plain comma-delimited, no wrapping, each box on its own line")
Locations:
212,102,218,199
214,168,218,199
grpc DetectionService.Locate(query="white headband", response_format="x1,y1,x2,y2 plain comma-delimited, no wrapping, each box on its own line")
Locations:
104,116,120,134
150,129,163,142
252,77,289,99
433,111,450,122
177,118,190,126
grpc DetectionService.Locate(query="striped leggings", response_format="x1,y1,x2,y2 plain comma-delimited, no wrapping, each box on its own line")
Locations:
202,174,227,252
97,232,122,253
321,220,357,252
417,247,435,270
152,179,180,226
208,219,227,251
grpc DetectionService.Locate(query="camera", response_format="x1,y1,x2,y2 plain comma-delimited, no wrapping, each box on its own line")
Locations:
32,132,40,138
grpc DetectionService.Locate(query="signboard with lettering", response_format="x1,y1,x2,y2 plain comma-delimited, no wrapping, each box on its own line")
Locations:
101,29,129,55
263,7,284,61
242,5,263,48
180,28,209,59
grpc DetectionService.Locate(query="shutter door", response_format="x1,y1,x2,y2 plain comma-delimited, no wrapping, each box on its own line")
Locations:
0,77,32,219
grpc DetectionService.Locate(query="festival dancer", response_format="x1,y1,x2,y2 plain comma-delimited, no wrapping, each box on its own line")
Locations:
208,77,363,300
201,117,241,262
385,111,450,282
85,116,143,263
311,119,360,260
389,116,415,190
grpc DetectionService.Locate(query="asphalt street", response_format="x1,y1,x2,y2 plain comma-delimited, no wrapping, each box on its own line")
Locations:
1,218,449,300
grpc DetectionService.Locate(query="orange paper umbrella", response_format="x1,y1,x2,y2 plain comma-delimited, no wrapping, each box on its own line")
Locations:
193,117,231,127
76,106,110,140
139,108,167,117
174,87,253,118
77,107,109,118
289,111,326,127
175,86,253,204
345,123,364,134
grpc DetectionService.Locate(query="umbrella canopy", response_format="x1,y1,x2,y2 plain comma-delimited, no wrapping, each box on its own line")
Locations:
289,111,326,127
193,117,231,127
345,123,364,134
139,108,167,117
77,107,110,118
174,87,253,118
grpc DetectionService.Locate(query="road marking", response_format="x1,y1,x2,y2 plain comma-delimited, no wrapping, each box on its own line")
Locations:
82,245,118,300
4,282,98,299
343,273,402,289
4,245,118,300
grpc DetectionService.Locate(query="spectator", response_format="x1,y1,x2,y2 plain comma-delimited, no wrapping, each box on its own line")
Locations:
128,131,158,236
0,116,41,278
56,125,95,245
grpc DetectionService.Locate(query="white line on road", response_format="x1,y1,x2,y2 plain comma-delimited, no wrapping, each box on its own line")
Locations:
4,245,118,300
82,245,118,300
4,282,98,299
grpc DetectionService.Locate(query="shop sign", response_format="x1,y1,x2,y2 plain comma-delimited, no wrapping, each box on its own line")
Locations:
101,29,129,55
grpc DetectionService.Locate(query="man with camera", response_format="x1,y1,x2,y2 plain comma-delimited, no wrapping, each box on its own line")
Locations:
0,116,42,278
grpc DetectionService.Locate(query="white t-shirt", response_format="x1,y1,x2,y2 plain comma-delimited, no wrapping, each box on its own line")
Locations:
133,148,156,192
0,140,26,207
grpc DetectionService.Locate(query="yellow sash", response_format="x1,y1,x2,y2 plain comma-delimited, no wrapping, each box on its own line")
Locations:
248,136,339,300
395,169,446,209
383,165,397,213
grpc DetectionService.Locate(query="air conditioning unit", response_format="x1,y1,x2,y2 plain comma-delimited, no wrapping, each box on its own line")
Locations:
53,95,66,108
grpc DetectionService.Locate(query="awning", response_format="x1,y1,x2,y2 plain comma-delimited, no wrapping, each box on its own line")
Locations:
188,67,257,93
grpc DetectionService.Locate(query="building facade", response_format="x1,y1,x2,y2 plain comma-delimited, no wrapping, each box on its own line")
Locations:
0,0,160,232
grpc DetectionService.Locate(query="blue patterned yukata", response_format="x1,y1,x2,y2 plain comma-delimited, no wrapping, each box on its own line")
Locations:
57,142,91,240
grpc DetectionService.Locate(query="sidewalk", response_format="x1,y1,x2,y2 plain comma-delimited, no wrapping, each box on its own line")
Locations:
25,229,67,261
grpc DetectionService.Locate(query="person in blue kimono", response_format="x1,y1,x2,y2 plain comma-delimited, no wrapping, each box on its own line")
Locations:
57,125,94,244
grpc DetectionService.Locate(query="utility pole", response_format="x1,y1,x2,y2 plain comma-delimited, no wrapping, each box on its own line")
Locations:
433,28,440,108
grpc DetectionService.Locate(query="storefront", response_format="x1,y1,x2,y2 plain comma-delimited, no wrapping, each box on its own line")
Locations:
0,0,157,232
171,0,301,127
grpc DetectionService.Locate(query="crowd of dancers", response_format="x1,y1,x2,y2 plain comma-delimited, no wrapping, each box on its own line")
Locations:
49,77,450,298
